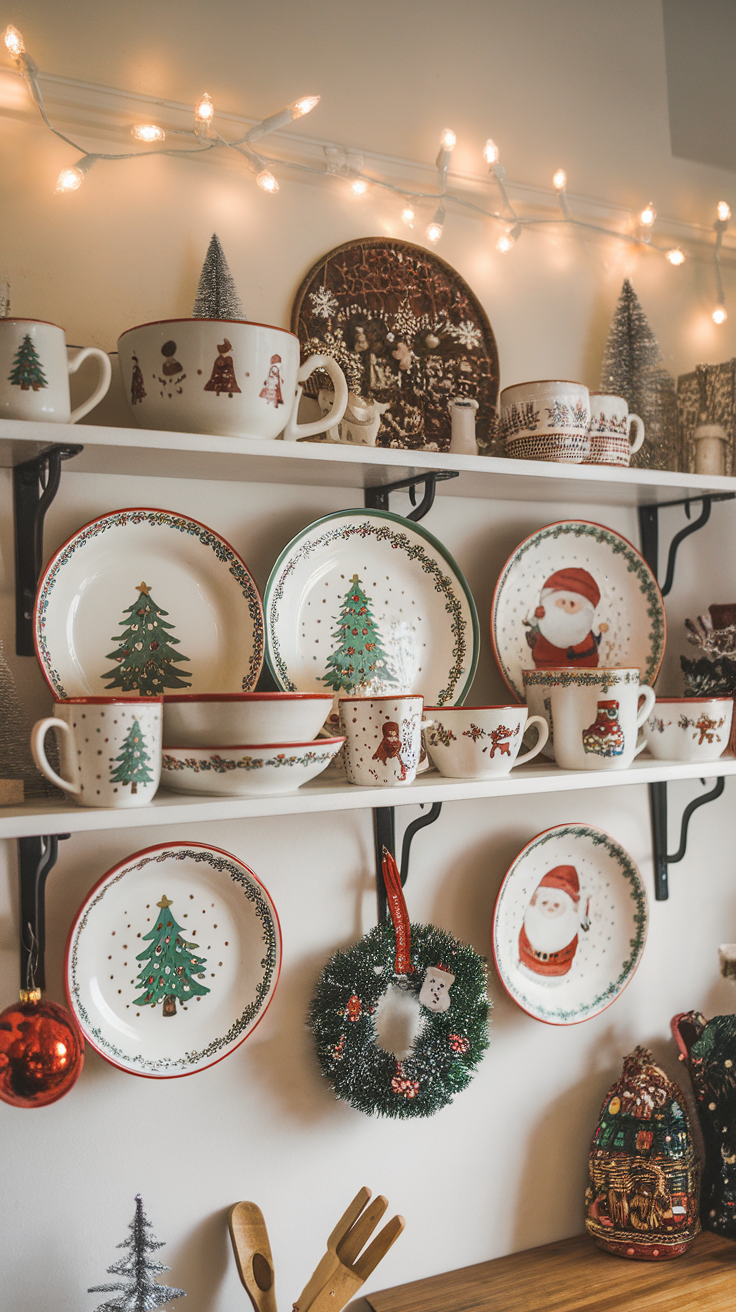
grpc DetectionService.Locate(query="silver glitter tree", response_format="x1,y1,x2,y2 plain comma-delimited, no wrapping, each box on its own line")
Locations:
192,233,245,320
600,278,680,471
88,1194,186,1312
0,637,57,799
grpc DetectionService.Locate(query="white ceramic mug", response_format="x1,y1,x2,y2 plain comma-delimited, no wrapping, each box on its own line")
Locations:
118,318,348,440
31,696,163,807
338,694,432,786
643,697,733,762
546,668,656,771
423,705,548,778
585,393,645,466
500,380,591,462
522,668,559,761
0,319,112,423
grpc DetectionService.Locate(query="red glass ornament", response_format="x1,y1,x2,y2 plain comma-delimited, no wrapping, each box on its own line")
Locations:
0,996,84,1108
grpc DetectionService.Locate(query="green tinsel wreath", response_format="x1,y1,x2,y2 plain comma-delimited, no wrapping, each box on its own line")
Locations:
309,920,490,1119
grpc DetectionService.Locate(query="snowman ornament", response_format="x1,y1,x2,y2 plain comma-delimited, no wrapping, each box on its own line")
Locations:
419,965,456,1013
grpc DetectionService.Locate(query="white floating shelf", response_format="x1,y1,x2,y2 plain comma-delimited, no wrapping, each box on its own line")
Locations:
1,418,735,508
3,755,734,840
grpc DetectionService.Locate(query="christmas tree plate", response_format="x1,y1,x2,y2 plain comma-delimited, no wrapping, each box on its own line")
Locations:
491,519,665,701
35,508,264,699
263,508,479,704
492,823,648,1025
65,841,281,1077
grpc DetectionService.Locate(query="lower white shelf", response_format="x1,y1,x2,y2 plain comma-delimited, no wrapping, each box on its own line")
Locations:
2,755,735,839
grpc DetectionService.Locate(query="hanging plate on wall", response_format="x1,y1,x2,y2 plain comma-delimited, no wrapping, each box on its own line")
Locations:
291,237,500,454
34,508,264,699
264,508,479,706
66,841,281,1077
492,823,648,1025
491,519,666,701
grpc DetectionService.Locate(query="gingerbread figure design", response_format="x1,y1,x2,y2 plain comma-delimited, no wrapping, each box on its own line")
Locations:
204,337,241,397
260,353,285,408
372,720,407,780
156,340,186,398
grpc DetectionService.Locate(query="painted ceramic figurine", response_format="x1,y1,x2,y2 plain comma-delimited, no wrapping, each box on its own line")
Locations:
672,1007,736,1238
585,1045,700,1259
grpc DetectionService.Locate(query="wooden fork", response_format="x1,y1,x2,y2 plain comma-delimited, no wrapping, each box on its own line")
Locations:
295,1188,405,1312
292,1186,372,1312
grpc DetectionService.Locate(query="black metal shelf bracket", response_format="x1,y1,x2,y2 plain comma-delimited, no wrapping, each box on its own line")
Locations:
364,470,459,522
373,803,443,921
14,443,83,656
649,776,726,901
18,833,69,994
638,492,735,597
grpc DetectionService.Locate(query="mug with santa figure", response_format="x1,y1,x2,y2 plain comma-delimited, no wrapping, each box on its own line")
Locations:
423,704,548,778
545,667,656,771
585,393,645,466
118,318,348,440
338,694,433,786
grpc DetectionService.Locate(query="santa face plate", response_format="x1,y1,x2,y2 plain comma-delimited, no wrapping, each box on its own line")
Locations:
491,520,665,702
65,841,281,1076
492,823,648,1024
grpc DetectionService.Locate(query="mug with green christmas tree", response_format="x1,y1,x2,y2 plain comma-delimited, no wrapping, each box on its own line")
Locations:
1,318,112,423
31,696,162,807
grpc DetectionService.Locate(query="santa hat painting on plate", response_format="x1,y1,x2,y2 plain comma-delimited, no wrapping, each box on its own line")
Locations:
537,568,601,613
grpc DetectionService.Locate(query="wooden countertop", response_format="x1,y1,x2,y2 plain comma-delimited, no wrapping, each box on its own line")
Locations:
365,1231,736,1312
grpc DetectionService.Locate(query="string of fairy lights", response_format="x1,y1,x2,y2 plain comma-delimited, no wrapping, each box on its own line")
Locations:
3,21,733,324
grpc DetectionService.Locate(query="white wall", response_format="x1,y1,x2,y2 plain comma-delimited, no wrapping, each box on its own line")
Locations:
2,4,736,1310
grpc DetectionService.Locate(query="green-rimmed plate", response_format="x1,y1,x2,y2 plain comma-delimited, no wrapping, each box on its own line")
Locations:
264,508,479,706
492,823,648,1025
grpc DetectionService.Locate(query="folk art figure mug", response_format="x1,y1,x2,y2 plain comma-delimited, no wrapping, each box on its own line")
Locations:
118,319,348,441
0,319,112,423
423,705,548,778
542,668,656,771
500,380,591,463
585,393,645,466
338,694,433,786
31,696,163,807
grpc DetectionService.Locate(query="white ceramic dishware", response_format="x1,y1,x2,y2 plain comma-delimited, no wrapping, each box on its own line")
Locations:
163,691,335,747
34,508,264,700
423,705,548,778
118,318,348,440
160,737,344,796
0,318,112,423
338,695,430,786
492,519,665,701
501,380,591,462
317,389,391,446
264,509,479,707
65,840,281,1076
585,393,645,466
31,696,162,807
493,823,648,1024
522,668,559,761
643,697,733,762
545,667,656,771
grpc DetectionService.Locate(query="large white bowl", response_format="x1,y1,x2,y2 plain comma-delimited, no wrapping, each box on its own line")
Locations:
160,737,344,796
163,692,334,747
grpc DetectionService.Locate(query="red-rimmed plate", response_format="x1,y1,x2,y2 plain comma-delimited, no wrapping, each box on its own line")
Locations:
65,841,281,1077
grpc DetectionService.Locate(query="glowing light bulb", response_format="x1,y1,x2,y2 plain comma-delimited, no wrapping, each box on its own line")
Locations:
426,221,443,243
195,92,214,125
497,232,515,253
351,178,368,196
257,169,279,193
402,205,415,228
640,202,656,227
483,138,499,165
713,306,728,325
666,247,685,266
131,124,165,143
291,95,320,118
55,166,85,193
717,201,731,222
4,24,24,58
440,128,456,152
553,168,567,191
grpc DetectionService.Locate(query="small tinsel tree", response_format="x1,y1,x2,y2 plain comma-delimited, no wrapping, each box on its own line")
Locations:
88,1193,186,1311
0,638,58,799
109,719,153,795
320,574,397,693
133,895,209,1017
600,279,679,471
8,332,47,390
103,582,192,696
192,233,245,319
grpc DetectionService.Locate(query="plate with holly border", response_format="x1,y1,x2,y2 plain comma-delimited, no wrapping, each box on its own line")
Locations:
65,841,281,1077
34,507,264,699
492,823,648,1025
491,519,665,702
264,508,479,706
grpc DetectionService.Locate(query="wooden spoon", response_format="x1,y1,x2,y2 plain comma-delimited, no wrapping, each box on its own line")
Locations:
229,1201,277,1312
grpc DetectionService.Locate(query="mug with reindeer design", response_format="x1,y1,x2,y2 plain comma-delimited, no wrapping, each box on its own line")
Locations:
423,705,548,778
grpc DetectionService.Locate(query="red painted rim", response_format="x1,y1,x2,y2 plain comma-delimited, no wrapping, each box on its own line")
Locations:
118,318,298,341
163,737,344,751
33,506,264,698
492,518,666,702
501,380,588,394
338,693,424,703
491,820,646,1027
424,704,527,713
55,695,163,705
164,692,332,703
1,318,64,329
654,696,732,704
64,839,282,1080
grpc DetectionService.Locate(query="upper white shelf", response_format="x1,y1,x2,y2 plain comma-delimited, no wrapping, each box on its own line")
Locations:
2,754,734,840
1,418,734,508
